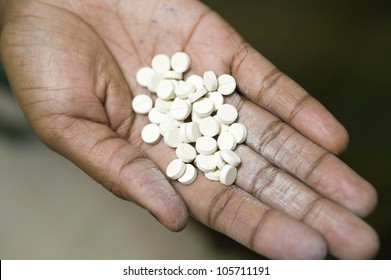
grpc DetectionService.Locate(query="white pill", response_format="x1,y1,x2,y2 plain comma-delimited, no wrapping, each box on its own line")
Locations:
148,107,166,124
166,159,186,180
141,123,161,144
199,116,220,137
213,151,226,170
171,52,191,73
207,91,224,111
170,98,191,120
203,71,218,91
228,123,247,144
220,123,230,134
175,80,195,99
216,104,238,124
151,54,171,73
205,169,221,181
195,154,217,173
188,86,208,103
164,127,181,148
191,110,203,123
178,164,197,185
176,143,197,163
193,98,214,118
136,67,155,87
217,131,237,151
196,136,217,155
220,149,241,167
156,79,175,100
147,72,163,93
220,164,237,185
155,98,172,113
186,122,202,142
163,70,183,80
186,74,204,90
179,123,190,143
217,74,236,96
132,94,153,114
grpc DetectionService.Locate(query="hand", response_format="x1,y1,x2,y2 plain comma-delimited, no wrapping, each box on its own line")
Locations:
0,0,379,259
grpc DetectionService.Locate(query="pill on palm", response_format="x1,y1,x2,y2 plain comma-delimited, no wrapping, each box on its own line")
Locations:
170,98,191,120
228,123,247,144
152,54,171,73
220,149,241,167
164,127,181,148
188,86,208,103
166,159,186,180
136,67,155,87
178,164,197,185
132,94,153,114
199,116,220,137
147,72,163,93
203,70,218,91
176,143,197,163
193,98,214,118
217,74,236,96
217,131,237,150
216,104,238,124
148,108,166,124
220,164,237,185
205,169,221,181
175,80,195,99
171,52,191,73
156,79,175,100
163,70,183,80
186,74,204,90
207,91,224,111
196,136,217,155
195,154,217,173
141,123,161,144
186,122,202,142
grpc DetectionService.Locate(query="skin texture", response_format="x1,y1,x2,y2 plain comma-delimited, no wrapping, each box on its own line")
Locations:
0,0,379,259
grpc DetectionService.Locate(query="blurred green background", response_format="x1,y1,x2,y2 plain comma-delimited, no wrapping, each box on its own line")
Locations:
0,0,390,259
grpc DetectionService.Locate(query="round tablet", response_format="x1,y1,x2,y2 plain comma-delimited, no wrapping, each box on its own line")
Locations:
216,104,238,124
132,94,153,114
156,79,175,100
195,136,217,155
188,86,208,103
176,143,197,163
186,74,204,90
178,164,197,185
207,91,224,111
205,169,221,181
163,70,183,80
217,132,237,151
228,123,247,144
155,98,172,113
217,74,236,96
166,159,186,180
203,71,218,91
175,80,195,99
199,116,220,137
148,107,166,124
179,123,190,143
164,127,181,148
195,154,217,173
220,165,237,185
171,52,191,73
151,54,171,73
186,122,202,142
213,151,226,170
170,98,191,120
136,67,155,87
220,149,241,167
193,98,214,118
147,72,163,93
141,123,161,144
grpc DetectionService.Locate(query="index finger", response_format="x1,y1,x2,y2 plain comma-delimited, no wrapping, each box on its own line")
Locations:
231,43,349,154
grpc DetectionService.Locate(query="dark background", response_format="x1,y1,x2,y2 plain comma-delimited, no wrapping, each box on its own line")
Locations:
0,0,390,259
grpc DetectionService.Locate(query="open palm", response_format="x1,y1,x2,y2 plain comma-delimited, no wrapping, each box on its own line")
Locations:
0,0,378,259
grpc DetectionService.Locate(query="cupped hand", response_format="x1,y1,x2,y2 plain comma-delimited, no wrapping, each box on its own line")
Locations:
0,0,379,259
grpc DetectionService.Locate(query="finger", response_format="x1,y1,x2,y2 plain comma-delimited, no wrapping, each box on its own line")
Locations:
227,93,377,217
41,118,188,232
235,144,379,259
231,44,349,154
144,141,327,259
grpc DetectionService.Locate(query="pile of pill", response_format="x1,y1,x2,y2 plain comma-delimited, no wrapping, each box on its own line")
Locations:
132,52,247,186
